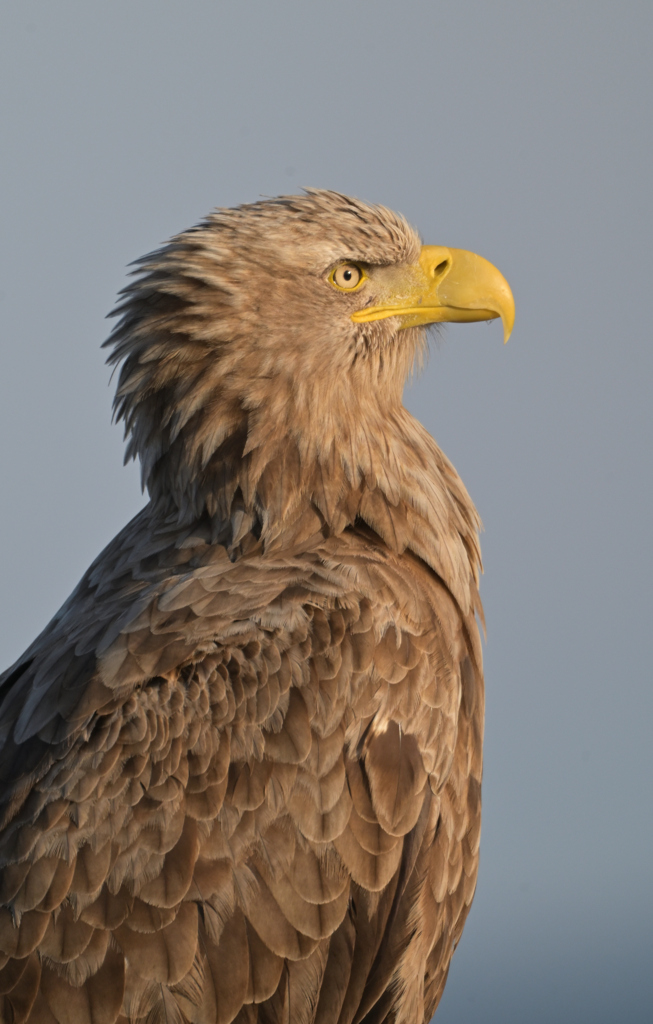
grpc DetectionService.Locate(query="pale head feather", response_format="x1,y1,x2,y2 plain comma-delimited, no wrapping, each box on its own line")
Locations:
104,190,482,611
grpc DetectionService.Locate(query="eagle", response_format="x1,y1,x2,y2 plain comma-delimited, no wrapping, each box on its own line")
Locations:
0,190,514,1024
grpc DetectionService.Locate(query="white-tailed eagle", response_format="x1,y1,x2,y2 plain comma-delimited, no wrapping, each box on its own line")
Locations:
0,190,513,1024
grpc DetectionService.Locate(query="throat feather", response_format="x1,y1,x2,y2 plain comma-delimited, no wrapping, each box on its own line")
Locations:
148,408,481,615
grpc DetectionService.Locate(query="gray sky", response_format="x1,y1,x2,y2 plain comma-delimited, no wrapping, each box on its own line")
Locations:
1,2,652,1021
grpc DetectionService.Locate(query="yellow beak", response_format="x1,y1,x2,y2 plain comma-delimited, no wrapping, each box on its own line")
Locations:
351,245,515,342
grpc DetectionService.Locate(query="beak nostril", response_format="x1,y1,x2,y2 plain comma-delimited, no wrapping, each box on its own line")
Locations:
433,260,449,277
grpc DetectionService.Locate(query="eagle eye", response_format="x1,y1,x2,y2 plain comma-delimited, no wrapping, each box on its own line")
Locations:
330,263,364,291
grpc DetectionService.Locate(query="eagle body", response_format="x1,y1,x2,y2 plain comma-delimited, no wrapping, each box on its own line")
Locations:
0,192,512,1024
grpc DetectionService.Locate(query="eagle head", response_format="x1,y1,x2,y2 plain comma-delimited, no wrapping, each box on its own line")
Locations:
105,189,513,582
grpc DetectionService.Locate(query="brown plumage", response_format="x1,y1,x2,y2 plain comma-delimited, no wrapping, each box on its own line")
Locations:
0,190,513,1024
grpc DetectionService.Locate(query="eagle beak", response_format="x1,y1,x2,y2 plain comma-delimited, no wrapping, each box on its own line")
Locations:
351,245,515,342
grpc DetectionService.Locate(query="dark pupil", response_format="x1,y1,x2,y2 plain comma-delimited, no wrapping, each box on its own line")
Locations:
343,269,352,281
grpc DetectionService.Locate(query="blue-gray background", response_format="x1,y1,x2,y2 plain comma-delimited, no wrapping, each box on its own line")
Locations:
1,2,651,1021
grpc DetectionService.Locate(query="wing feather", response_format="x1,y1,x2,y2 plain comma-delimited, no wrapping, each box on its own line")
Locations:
0,515,482,1024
